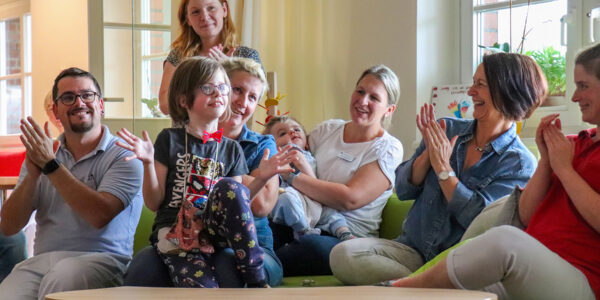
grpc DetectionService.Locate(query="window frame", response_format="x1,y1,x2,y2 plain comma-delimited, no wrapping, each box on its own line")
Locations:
88,0,171,120
0,6,31,137
460,0,589,136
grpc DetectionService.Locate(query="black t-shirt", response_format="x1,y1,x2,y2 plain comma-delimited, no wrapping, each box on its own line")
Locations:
150,128,248,243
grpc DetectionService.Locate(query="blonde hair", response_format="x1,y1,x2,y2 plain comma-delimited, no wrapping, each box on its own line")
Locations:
357,64,400,129
221,57,268,98
171,0,237,59
168,57,231,124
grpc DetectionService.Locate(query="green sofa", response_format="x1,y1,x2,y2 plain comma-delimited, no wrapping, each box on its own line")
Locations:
132,195,414,288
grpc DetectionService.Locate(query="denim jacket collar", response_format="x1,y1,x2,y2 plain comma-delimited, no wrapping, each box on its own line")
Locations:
459,120,517,155
237,124,259,145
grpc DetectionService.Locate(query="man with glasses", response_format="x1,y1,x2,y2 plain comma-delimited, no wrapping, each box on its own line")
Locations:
0,67,143,299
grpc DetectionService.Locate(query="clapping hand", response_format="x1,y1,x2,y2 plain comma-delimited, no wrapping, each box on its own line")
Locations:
535,113,560,163
416,103,436,152
20,117,60,174
543,122,574,177
255,145,295,182
116,128,154,164
208,44,236,61
417,103,457,173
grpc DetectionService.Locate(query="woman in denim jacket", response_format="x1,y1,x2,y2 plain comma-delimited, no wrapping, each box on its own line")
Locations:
330,52,547,285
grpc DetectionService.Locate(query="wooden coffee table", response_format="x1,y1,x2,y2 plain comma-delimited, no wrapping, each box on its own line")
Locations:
46,286,497,300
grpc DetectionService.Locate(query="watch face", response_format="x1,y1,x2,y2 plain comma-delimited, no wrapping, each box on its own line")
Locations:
42,159,60,175
438,171,449,180
438,171,456,180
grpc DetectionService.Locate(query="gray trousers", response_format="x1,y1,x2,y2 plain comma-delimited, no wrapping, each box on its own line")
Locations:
448,225,595,300
329,237,424,285
0,250,129,300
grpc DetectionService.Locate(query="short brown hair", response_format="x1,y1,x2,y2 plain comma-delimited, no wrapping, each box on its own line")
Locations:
168,57,231,124
482,52,548,120
52,67,102,103
576,43,600,80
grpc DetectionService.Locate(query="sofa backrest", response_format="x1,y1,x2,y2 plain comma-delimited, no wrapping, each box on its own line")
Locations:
379,195,414,240
133,194,416,254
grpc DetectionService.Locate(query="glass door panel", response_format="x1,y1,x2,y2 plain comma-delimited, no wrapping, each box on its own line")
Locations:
97,0,172,138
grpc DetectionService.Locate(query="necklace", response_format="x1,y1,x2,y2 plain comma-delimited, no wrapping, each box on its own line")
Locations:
473,135,487,152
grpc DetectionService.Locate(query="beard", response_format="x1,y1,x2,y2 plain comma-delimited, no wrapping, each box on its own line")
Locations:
70,120,94,133
67,107,95,133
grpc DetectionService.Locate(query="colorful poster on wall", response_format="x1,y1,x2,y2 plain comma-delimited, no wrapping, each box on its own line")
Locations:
431,84,473,119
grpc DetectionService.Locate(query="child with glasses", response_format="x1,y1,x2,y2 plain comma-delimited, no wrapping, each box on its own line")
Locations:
264,116,355,241
116,57,294,288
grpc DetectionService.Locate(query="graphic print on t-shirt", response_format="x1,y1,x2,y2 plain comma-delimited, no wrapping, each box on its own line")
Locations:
169,151,223,210
187,154,223,211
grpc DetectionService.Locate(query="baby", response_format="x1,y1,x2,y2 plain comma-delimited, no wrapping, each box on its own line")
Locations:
265,116,354,241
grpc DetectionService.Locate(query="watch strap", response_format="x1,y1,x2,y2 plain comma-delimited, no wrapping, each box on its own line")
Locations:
286,171,300,186
438,170,456,181
42,159,60,175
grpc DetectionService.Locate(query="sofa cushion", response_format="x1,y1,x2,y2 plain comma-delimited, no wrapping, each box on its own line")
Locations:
133,206,155,255
278,275,344,287
460,187,524,242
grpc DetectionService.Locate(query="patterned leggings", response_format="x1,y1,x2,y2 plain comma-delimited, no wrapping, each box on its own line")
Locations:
158,178,266,288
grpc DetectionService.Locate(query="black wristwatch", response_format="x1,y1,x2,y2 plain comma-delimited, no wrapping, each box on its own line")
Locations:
42,159,61,175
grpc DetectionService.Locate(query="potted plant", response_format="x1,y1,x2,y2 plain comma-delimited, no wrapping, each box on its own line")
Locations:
141,97,165,118
479,44,566,106
525,46,566,106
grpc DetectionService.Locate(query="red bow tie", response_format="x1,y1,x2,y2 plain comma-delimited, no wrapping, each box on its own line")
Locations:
203,129,223,143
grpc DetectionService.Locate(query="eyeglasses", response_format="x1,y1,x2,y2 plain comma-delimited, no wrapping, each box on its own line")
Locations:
57,92,99,106
199,83,230,96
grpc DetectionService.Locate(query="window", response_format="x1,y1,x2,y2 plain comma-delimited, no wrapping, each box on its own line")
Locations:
476,1,567,98
99,0,171,119
462,0,598,132
0,13,31,135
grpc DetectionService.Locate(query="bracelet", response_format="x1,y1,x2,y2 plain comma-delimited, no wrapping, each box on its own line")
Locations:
286,171,300,186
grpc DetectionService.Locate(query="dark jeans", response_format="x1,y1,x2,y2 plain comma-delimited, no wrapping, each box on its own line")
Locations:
0,231,27,283
270,221,340,276
124,245,282,287
212,247,282,287
123,246,172,287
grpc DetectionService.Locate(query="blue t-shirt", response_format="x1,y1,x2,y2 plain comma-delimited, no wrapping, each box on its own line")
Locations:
395,118,536,261
235,125,278,251
18,126,143,257
236,125,278,171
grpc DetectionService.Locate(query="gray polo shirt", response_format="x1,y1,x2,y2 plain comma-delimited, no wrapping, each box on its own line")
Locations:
17,126,143,257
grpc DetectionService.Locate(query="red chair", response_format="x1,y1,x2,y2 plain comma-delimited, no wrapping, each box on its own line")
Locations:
0,146,26,176
0,146,25,203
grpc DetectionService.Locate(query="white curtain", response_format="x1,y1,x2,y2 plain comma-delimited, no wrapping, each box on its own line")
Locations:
232,0,355,132
232,0,419,148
